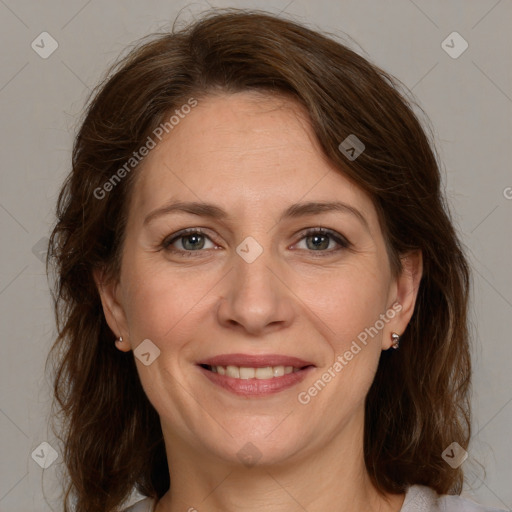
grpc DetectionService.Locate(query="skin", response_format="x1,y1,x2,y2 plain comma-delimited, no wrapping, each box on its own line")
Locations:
95,91,422,512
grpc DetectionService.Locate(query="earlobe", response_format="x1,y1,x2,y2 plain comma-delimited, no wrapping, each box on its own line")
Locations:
93,268,131,352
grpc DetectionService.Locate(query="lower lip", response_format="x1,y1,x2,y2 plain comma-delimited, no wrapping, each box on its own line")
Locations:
198,365,315,397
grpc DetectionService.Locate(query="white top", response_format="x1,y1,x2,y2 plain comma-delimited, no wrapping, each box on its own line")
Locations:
121,484,508,512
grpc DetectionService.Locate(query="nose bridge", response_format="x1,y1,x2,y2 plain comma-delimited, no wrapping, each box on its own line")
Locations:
216,234,293,333
233,236,278,308
234,241,274,296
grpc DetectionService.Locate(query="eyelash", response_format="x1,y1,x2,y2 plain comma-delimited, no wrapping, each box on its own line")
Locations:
160,227,351,257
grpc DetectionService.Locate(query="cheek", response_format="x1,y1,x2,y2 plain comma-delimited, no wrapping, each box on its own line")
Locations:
311,262,390,405
297,267,387,419
298,260,390,350
120,256,217,345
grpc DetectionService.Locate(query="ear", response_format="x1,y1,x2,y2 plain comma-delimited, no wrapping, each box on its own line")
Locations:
383,249,423,350
93,267,132,352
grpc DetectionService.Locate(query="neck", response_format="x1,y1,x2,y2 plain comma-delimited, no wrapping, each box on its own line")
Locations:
156,411,405,512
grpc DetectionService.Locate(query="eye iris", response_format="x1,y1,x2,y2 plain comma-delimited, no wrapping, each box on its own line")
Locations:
307,234,329,250
182,234,205,250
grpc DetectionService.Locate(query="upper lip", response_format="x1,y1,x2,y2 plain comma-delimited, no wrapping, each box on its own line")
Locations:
198,353,315,368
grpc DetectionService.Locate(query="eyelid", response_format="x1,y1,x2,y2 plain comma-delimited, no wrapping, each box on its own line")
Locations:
292,227,351,252
161,226,351,255
162,227,216,250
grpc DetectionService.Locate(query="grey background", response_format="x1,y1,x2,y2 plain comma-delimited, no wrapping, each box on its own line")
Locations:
0,0,511,510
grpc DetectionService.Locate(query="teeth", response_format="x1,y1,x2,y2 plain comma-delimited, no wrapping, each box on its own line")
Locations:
255,366,273,379
239,367,255,379
226,365,240,378
273,366,285,377
209,365,302,379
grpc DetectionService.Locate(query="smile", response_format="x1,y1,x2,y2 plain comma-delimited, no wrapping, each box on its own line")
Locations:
201,364,302,379
197,364,315,398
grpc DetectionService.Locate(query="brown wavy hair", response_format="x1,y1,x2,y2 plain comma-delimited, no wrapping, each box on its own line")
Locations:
46,8,472,512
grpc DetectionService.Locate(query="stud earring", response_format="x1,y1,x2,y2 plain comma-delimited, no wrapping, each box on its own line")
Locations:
391,332,400,349
116,336,123,344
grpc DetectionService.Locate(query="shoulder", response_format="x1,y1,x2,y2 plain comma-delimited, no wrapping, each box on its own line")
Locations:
119,497,157,512
401,485,508,512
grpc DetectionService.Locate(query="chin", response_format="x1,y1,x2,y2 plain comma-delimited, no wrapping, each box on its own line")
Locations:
200,421,309,468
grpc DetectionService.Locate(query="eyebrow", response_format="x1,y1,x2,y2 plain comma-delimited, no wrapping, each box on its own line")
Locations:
143,200,370,231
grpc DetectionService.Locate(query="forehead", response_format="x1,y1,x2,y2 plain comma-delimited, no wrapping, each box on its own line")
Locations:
128,91,375,227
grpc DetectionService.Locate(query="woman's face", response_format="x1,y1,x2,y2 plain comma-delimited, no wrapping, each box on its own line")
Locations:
97,91,421,468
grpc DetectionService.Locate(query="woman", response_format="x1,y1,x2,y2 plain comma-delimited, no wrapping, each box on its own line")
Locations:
46,8,506,512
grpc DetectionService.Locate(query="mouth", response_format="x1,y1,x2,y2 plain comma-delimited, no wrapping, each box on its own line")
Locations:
196,354,315,397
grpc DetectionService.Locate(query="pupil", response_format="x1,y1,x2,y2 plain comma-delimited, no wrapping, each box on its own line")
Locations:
308,234,328,250
183,234,204,250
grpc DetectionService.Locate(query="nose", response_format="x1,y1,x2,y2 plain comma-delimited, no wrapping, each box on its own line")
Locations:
216,247,296,336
